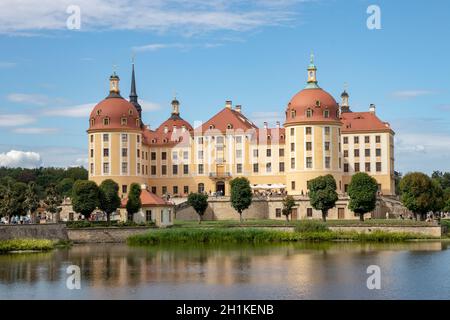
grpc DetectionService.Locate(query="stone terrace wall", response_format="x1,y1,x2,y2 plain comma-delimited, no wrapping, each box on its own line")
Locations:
329,226,442,237
0,224,69,241
67,227,153,243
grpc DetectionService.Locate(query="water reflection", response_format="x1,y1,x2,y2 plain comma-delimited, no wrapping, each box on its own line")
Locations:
0,242,448,299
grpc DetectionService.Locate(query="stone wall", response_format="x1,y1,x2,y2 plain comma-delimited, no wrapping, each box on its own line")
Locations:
329,226,442,237
67,227,153,243
0,224,68,241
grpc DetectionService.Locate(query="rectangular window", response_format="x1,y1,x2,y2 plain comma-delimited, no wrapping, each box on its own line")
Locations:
354,136,359,144
122,185,127,194
354,162,360,172
146,210,152,222
90,135,94,143
198,137,204,144
306,127,312,135
161,152,167,160
162,186,167,195
90,163,94,174
103,148,109,157
290,143,295,152
253,163,259,173
291,181,296,190
354,149,360,157
121,148,127,157
365,162,371,172
253,149,259,157
376,162,382,172
137,149,140,158
365,136,370,143
306,157,313,168
183,151,189,160
103,162,109,174
151,152,156,160
324,127,330,135
376,148,381,157
344,163,349,172
291,157,295,169
103,134,109,142
151,165,156,175
183,164,189,175
324,142,330,151
151,186,157,194
376,135,381,143
266,163,272,173
198,150,204,160
279,162,285,172
306,142,312,151
236,136,242,144
137,135,140,143
307,208,313,217
172,165,178,175
121,134,127,143
236,163,243,174
184,186,189,194
162,165,167,175
198,164,204,174
365,149,370,157
266,149,271,157
325,157,331,169
90,149,94,158
172,151,178,161
216,136,224,144
343,137,348,144
173,186,178,195
137,163,140,174
290,128,295,136
279,148,285,157
236,149,242,158
121,162,128,174
276,208,282,218
344,150,348,157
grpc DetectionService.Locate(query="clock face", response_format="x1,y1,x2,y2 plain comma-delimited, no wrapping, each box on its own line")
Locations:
309,71,314,77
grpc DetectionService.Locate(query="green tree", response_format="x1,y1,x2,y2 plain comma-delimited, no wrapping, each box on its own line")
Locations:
230,177,252,223
400,172,437,221
24,182,40,223
348,172,378,221
282,195,296,222
126,183,142,221
187,193,209,223
0,183,18,219
99,179,121,223
308,175,338,222
72,180,100,220
57,178,75,198
44,184,63,222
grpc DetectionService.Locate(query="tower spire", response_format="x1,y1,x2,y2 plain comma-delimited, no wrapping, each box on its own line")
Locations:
129,58,142,121
306,52,319,89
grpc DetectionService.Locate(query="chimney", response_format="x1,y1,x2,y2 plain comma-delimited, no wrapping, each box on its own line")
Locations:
276,121,280,128
369,104,376,113
235,105,242,113
225,100,232,109
263,122,268,129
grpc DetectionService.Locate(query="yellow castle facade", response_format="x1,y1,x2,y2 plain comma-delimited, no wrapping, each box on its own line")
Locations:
87,58,395,216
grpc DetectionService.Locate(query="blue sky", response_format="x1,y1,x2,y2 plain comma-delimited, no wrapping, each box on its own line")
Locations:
0,0,449,174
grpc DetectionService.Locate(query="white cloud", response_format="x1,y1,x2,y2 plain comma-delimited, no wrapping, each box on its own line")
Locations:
6,93,64,106
12,127,60,134
0,114,36,126
0,150,42,168
73,158,88,168
43,103,94,118
391,90,434,99
132,43,184,52
0,61,16,68
0,0,305,36
140,100,161,112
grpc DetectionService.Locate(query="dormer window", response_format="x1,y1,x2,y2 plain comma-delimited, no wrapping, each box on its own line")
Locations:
316,100,321,107
136,119,140,127
121,117,127,126
209,125,215,130
90,118,95,126
306,109,313,118
280,134,285,140
128,109,133,115
323,110,329,118
151,139,156,144
336,110,340,118
291,110,296,119
96,110,102,116
163,138,168,143
103,117,110,125
227,124,233,129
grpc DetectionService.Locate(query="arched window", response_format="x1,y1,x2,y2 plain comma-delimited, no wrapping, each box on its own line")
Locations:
209,125,215,130
324,110,329,118
121,117,127,126
316,100,321,107
96,109,101,116
90,118,95,126
227,124,233,129
128,109,133,115
103,117,110,125
198,183,205,193
291,110,296,119
136,119,140,127
306,109,313,118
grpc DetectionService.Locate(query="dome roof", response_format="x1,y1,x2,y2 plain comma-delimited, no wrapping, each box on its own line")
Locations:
89,97,141,131
285,88,340,124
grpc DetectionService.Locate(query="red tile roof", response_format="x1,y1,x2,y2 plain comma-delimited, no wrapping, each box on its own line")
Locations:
199,107,258,133
341,112,393,133
121,189,171,208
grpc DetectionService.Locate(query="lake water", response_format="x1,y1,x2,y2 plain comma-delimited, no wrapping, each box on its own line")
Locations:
0,242,449,299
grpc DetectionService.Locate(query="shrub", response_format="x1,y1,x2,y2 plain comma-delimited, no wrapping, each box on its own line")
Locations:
0,239,54,253
295,220,329,233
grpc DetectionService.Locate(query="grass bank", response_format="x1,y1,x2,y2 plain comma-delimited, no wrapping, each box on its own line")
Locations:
127,226,430,246
66,220,155,229
0,239,55,253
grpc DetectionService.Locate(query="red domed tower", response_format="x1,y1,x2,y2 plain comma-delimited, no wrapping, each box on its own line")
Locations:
87,71,147,195
284,55,343,195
